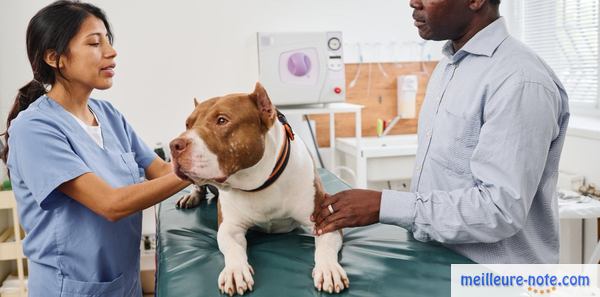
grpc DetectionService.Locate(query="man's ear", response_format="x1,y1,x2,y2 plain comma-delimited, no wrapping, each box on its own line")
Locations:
468,0,486,11
250,82,276,129
43,49,62,69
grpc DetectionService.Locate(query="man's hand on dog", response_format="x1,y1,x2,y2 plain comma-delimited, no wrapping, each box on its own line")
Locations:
311,189,382,235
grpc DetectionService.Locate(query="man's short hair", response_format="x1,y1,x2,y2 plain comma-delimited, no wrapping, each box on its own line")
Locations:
489,0,501,5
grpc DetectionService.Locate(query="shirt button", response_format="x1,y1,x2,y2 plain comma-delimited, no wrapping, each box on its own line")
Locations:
415,165,421,171
426,129,432,138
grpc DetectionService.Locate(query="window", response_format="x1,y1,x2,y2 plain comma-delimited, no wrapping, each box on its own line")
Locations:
518,0,599,110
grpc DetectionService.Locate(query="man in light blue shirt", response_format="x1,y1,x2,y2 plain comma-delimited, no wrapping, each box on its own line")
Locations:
313,0,569,263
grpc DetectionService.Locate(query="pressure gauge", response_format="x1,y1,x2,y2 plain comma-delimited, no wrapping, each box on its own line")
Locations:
328,37,341,51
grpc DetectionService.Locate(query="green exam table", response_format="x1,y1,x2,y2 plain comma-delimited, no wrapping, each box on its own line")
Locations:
156,169,473,297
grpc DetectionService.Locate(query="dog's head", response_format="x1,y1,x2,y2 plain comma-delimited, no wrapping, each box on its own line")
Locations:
170,82,277,184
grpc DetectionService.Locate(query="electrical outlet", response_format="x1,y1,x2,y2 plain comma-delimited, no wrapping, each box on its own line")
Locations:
389,179,410,191
397,180,410,191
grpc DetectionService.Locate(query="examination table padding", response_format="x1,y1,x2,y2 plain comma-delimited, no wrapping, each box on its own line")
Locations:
156,169,473,297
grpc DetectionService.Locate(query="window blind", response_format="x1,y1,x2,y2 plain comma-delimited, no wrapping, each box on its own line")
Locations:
521,0,598,106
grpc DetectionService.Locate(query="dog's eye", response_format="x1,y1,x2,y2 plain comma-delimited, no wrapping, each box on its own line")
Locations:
216,116,229,125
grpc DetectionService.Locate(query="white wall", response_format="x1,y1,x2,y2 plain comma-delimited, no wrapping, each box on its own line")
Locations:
560,128,600,263
560,133,600,186
0,0,442,147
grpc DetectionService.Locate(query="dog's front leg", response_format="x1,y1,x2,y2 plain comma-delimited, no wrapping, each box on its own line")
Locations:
217,222,254,296
313,231,349,293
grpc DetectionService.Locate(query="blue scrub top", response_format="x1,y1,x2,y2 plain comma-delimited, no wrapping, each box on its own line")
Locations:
7,95,157,297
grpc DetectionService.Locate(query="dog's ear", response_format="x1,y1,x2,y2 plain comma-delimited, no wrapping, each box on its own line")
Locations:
194,97,199,107
250,82,276,129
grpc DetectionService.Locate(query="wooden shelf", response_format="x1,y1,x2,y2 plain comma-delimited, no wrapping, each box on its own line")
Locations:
0,242,24,261
1,290,28,297
0,192,15,210
0,191,27,297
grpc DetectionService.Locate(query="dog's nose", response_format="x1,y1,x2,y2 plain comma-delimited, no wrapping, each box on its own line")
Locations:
170,138,190,158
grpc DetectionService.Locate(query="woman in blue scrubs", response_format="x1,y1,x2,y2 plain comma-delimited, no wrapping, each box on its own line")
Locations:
1,1,190,296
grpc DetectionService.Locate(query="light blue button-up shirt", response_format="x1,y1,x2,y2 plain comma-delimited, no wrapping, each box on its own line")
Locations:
379,18,569,263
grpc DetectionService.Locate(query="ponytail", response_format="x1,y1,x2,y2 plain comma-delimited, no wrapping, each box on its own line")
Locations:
1,80,47,164
1,0,113,165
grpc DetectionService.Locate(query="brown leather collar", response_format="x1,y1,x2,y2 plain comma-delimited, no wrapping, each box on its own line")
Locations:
244,111,294,192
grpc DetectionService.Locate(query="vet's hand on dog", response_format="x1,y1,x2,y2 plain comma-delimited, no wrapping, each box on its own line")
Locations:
312,189,382,235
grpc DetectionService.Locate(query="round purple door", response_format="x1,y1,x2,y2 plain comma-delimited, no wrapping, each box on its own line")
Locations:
287,52,312,77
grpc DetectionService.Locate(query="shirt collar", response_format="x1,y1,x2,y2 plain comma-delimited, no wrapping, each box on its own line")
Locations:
442,17,510,63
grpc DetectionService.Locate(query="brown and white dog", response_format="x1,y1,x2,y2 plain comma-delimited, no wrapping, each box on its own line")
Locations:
169,83,349,296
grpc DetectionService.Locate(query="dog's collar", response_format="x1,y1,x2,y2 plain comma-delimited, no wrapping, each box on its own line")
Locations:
244,110,294,192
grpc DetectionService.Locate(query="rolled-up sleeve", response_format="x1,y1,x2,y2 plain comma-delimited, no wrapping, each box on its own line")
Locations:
380,81,561,244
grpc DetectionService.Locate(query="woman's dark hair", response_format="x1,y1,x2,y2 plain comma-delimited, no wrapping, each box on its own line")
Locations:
489,0,501,5
1,0,113,163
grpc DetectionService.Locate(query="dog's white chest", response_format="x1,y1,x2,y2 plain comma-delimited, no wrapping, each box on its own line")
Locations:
252,217,299,233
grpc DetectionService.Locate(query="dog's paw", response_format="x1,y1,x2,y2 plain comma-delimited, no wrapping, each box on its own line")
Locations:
218,262,255,296
176,189,203,209
312,261,349,294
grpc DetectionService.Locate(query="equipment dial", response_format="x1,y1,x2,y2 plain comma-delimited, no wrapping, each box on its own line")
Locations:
328,37,341,51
